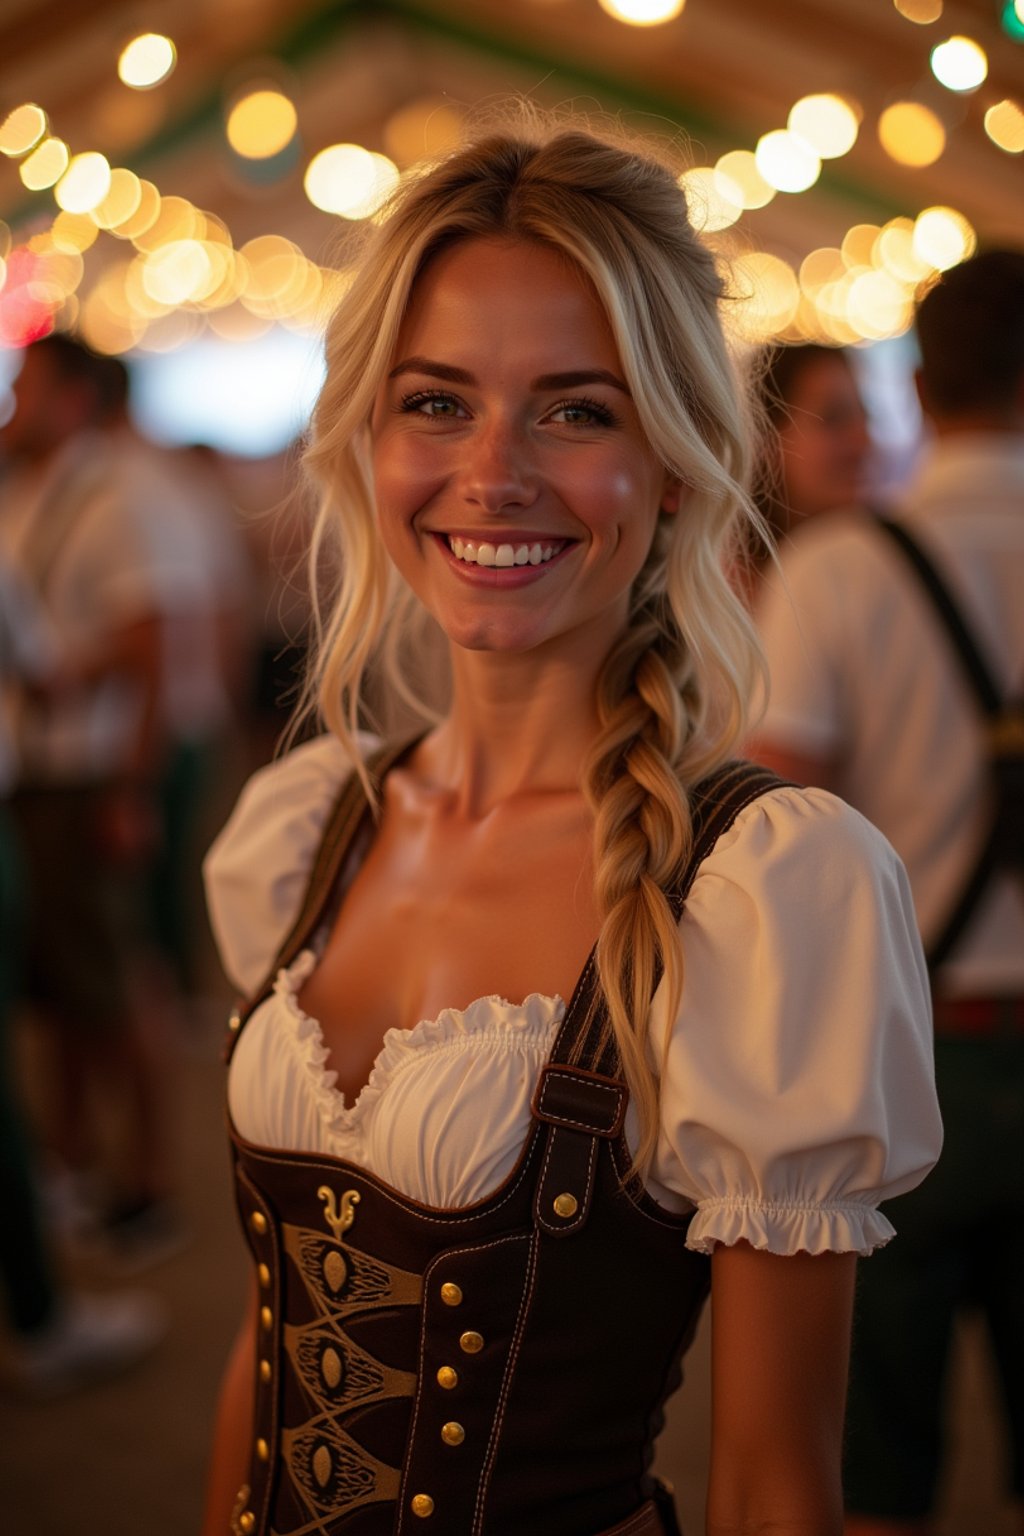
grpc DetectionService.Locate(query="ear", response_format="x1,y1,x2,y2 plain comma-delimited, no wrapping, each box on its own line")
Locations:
659,474,686,516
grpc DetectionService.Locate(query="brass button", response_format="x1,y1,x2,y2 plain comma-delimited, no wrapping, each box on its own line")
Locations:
250,1211,267,1235
239,1515,255,1535
436,1366,458,1390
229,1010,242,1032
411,1493,435,1518
257,1263,270,1287
256,1438,269,1463
440,1282,463,1307
441,1421,465,1446
553,1191,578,1219
260,1306,273,1332
259,1358,271,1383
459,1330,484,1354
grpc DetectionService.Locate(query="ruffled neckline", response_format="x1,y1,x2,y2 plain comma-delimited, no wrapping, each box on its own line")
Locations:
272,949,565,1139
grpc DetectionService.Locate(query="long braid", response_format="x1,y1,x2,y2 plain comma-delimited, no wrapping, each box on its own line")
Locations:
581,604,695,1178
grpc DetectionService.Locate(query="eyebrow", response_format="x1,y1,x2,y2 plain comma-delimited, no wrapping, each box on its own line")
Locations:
388,357,632,396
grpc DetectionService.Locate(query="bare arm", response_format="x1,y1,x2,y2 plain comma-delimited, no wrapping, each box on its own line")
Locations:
202,1282,258,1536
707,1241,856,1536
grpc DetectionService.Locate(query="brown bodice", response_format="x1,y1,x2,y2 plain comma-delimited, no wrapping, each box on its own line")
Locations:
225,749,786,1536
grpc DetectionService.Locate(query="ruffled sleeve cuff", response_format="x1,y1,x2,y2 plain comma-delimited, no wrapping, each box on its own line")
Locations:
686,1196,896,1258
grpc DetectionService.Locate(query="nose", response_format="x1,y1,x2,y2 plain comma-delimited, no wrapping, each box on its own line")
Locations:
458,418,538,514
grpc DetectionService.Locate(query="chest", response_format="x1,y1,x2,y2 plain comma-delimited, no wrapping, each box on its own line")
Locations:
297,790,598,1099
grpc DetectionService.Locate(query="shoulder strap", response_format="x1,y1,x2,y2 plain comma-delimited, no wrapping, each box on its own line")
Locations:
225,736,419,1058
543,760,793,1081
874,514,1003,718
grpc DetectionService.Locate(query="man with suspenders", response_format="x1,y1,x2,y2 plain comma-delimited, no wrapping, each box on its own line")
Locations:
752,250,1024,1533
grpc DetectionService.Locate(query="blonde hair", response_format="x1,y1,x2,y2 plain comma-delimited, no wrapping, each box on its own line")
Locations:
301,109,766,1176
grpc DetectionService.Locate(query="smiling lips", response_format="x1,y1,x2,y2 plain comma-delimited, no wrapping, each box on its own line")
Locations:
446,535,569,567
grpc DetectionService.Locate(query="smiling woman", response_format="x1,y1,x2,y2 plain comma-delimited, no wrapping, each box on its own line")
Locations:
201,109,940,1536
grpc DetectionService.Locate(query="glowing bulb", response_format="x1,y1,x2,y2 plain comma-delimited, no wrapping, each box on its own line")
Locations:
788,95,859,159
226,90,298,159
913,206,976,271
893,0,942,21
714,150,774,210
596,0,685,23
878,102,946,167
55,152,112,214
985,100,1024,154
679,167,741,233
304,145,399,218
0,104,47,158
930,36,988,92
731,252,800,343
19,137,70,191
754,130,821,193
118,34,177,90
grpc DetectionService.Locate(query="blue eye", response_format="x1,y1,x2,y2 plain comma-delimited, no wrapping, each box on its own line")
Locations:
548,397,618,427
400,390,463,418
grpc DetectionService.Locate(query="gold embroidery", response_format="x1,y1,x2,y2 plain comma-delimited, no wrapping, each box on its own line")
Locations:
318,1186,360,1245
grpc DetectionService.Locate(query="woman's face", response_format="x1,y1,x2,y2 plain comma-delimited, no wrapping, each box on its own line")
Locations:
370,237,678,662
776,354,871,519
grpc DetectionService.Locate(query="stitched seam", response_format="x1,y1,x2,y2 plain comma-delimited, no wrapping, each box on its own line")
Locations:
236,1140,537,1225
398,1233,528,1533
537,1069,623,1134
473,1230,539,1534
536,1126,597,1235
606,1502,660,1535
607,1138,692,1231
236,1170,280,1536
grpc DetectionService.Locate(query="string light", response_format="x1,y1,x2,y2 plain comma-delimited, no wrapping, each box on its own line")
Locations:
118,34,176,91
930,35,988,91
596,0,685,24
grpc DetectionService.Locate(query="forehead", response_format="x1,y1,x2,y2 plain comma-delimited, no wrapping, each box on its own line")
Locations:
394,237,622,368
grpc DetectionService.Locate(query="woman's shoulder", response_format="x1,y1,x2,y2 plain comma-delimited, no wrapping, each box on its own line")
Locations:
203,731,380,996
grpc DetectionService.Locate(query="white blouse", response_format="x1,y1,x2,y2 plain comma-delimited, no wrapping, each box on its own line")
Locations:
204,734,942,1257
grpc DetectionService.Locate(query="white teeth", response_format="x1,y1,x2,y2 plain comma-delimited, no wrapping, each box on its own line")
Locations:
447,536,565,567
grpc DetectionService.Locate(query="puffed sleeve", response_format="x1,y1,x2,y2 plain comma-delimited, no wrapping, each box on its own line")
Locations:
646,784,941,1256
203,733,377,996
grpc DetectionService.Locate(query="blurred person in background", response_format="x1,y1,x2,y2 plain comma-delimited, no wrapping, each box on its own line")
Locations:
0,553,165,1395
751,250,1024,1533
742,342,872,602
93,358,255,1005
0,334,186,1270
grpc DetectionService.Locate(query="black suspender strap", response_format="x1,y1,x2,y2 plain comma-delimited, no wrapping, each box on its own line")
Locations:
532,760,792,1235
225,736,420,1057
875,514,1023,972
875,515,1003,716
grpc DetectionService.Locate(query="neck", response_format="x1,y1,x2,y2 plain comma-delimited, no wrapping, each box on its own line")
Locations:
416,633,615,815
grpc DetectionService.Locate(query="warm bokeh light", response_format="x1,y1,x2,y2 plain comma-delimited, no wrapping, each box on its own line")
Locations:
118,34,177,90
714,149,774,210
679,167,741,233
754,129,821,193
873,218,934,283
51,211,101,253
0,223,12,261
596,0,685,23
930,35,988,91
304,145,399,218
19,137,70,191
841,224,882,269
894,0,942,21
788,95,859,159
384,98,464,165
878,102,946,166
142,240,215,306
131,195,202,253
799,248,846,295
109,180,161,240
985,99,1024,153
913,206,976,270
0,104,47,158
846,270,914,340
0,256,7,295
226,89,298,159
731,252,800,342
54,151,112,214
90,167,143,229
